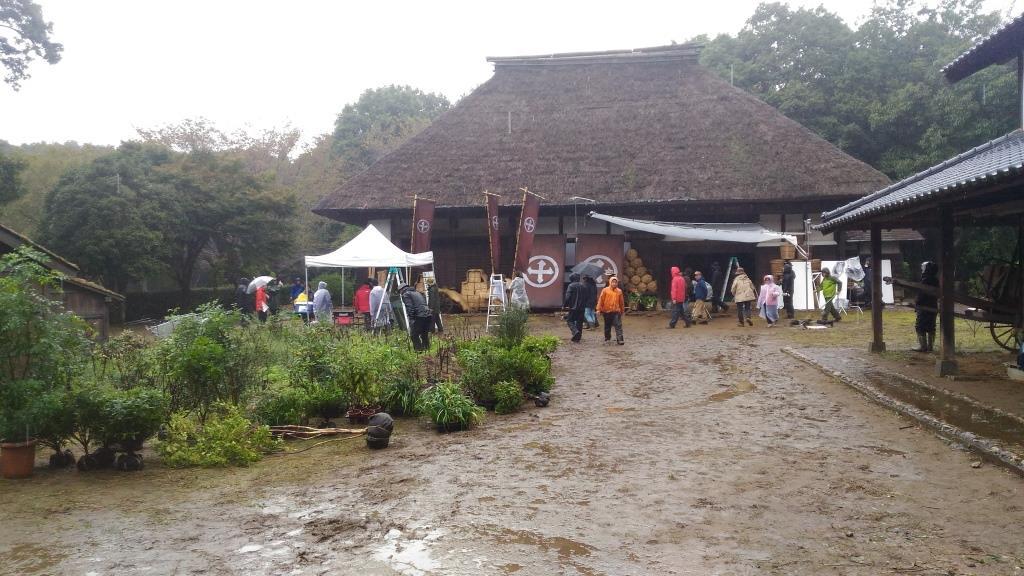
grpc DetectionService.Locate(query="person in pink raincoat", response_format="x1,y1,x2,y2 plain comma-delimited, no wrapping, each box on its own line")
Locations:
757,274,783,327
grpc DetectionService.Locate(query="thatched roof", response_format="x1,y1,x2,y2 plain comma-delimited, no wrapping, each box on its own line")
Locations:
315,44,889,221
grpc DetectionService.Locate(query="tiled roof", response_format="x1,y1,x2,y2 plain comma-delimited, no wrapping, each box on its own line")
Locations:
818,130,1024,232
942,13,1024,83
844,229,925,242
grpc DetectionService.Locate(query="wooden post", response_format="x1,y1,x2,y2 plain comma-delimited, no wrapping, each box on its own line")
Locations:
869,223,885,353
937,207,958,376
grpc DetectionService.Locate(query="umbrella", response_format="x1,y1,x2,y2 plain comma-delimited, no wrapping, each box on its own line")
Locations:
247,276,275,294
571,261,605,280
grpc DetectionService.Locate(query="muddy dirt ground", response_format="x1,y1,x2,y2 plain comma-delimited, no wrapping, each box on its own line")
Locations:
3,314,1024,575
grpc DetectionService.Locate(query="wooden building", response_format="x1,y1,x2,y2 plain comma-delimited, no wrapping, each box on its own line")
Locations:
0,223,124,340
314,44,889,306
818,13,1024,375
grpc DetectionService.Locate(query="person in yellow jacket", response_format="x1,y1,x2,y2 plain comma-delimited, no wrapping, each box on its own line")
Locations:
596,275,626,345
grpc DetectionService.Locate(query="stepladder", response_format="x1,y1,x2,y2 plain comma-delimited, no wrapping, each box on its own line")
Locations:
485,273,507,333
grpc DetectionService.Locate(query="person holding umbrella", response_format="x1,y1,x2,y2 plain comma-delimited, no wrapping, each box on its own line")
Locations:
563,273,587,343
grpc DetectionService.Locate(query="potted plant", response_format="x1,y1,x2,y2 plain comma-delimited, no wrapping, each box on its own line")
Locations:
0,380,45,479
416,381,484,433
0,248,92,478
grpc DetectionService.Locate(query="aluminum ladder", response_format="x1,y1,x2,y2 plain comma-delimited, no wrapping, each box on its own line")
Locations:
485,273,507,333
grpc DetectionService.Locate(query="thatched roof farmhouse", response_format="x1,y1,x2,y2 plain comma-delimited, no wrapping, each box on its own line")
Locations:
315,44,889,306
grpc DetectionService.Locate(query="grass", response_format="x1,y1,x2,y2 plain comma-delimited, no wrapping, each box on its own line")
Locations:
783,308,1008,354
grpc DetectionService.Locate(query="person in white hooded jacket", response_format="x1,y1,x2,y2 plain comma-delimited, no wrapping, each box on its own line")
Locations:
312,281,332,323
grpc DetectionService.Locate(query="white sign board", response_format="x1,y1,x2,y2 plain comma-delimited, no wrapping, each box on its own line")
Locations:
790,259,894,311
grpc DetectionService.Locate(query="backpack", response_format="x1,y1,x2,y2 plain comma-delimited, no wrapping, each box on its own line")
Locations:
704,280,713,299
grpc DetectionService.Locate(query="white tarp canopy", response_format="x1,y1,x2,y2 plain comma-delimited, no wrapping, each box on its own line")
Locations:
588,212,803,252
304,224,433,268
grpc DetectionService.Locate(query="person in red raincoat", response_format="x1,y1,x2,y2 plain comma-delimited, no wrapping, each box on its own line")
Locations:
254,285,269,323
354,278,374,329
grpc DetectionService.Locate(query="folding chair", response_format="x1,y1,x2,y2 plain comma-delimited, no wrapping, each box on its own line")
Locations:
834,297,862,319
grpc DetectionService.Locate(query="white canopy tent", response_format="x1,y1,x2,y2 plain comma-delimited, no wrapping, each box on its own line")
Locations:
588,212,805,256
303,224,434,307
305,224,433,269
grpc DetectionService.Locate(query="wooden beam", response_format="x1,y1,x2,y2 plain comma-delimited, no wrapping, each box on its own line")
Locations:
937,206,958,376
870,223,886,353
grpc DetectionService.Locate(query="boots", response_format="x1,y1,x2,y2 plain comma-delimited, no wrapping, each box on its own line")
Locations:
926,331,935,352
913,332,928,352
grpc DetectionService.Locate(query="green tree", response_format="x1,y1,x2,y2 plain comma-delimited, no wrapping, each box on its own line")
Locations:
332,85,450,174
0,141,112,236
700,0,1014,180
153,151,296,300
0,0,63,90
38,143,171,291
0,148,26,205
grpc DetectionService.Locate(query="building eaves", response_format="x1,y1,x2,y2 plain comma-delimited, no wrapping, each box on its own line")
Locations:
942,12,1024,83
818,130,1024,233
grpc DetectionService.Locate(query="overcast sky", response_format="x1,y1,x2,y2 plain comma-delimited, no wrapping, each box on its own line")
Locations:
0,0,1018,150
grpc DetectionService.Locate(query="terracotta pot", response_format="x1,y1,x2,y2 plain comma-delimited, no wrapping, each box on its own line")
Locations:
1,439,38,479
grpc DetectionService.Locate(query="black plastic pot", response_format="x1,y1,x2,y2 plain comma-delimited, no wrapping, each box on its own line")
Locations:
365,413,393,449
366,435,390,449
116,453,144,472
49,449,74,469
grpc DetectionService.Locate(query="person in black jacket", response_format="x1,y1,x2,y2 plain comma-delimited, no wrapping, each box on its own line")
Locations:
563,273,586,343
234,277,252,321
781,261,796,319
582,275,599,329
914,261,939,352
399,284,433,351
709,261,728,313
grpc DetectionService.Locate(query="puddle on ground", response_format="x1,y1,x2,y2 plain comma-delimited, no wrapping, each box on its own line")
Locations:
476,525,595,559
710,380,756,402
4,543,67,574
864,372,1024,455
858,445,907,456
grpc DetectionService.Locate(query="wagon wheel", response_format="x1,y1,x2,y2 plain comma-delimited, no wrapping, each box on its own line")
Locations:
989,321,1020,352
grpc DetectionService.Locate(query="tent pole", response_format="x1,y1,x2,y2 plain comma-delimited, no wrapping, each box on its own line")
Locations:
341,268,345,307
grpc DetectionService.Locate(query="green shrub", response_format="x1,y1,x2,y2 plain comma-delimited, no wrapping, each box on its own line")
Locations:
304,383,350,421
31,388,76,454
520,335,559,357
157,404,280,467
155,303,268,422
98,387,168,448
381,378,422,417
0,379,50,443
68,383,168,454
94,331,157,389
0,248,92,442
416,381,483,430
495,307,529,348
248,385,309,426
494,380,524,414
457,338,554,404
290,330,419,410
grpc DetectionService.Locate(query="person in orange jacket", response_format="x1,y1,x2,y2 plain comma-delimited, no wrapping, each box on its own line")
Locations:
596,275,626,345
